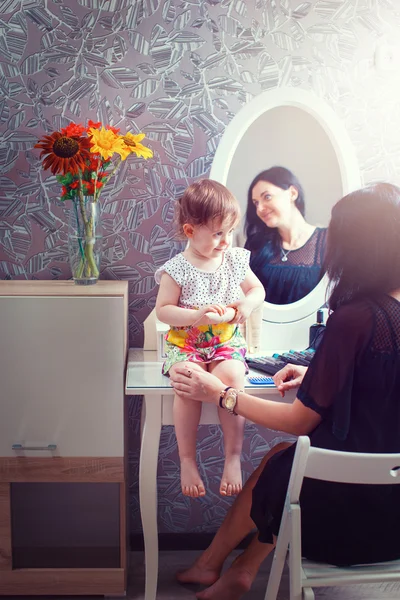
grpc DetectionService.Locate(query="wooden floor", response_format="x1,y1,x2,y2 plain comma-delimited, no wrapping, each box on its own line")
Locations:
2,550,400,599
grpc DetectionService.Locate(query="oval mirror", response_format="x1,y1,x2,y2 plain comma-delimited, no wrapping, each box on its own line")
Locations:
210,87,361,328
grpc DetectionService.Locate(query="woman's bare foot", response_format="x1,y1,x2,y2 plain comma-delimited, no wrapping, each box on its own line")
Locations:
195,564,253,600
181,458,206,497
220,454,242,496
176,557,220,586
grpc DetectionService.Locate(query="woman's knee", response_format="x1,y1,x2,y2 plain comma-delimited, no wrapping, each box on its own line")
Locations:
246,441,293,490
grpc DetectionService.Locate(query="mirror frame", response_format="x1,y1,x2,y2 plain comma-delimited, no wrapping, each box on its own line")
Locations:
210,87,361,324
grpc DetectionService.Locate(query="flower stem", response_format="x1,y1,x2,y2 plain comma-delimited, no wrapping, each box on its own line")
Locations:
73,200,85,262
73,188,99,280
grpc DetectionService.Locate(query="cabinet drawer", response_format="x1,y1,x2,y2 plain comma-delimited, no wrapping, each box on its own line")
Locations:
0,296,125,457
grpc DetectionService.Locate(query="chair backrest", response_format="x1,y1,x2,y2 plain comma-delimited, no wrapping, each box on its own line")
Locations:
289,436,400,504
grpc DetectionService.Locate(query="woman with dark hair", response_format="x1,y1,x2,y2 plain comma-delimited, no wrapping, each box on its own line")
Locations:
245,166,327,304
170,182,400,600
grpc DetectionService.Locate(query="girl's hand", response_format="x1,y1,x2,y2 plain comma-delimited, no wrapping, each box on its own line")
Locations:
273,364,308,397
193,304,225,326
227,300,252,324
201,304,226,316
170,365,223,404
205,306,235,324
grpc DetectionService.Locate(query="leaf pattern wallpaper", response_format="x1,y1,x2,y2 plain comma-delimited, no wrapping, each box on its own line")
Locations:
1,0,400,535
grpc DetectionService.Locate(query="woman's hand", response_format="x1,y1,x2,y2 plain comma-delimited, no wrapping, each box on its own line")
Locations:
273,363,308,397
227,300,252,324
169,365,224,404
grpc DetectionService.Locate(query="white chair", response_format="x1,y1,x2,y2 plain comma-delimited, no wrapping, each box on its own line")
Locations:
265,436,400,600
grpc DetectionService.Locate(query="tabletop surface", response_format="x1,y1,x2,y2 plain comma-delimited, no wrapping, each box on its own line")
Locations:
126,348,280,394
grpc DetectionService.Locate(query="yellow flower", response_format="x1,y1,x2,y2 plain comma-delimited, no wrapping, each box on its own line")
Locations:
88,127,127,160
121,132,153,160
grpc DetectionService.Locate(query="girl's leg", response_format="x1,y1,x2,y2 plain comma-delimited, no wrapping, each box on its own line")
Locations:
209,359,246,496
177,441,293,586
170,361,207,498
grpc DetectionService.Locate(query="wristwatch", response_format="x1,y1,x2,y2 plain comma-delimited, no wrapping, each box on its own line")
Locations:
219,386,240,415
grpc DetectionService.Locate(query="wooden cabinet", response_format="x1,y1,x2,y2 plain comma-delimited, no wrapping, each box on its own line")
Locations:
0,281,128,596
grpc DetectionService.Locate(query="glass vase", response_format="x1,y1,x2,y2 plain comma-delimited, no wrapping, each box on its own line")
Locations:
68,197,102,285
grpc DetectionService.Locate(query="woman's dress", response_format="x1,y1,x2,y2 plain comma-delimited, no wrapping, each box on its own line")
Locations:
248,227,327,304
251,294,400,565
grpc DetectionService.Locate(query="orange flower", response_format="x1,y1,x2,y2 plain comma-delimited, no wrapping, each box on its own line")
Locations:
61,123,86,137
107,125,120,134
87,120,101,130
88,157,101,170
83,181,104,195
35,132,92,175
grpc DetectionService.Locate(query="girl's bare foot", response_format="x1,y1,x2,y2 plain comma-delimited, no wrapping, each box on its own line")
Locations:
220,454,242,496
195,564,253,600
176,557,220,586
181,458,206,497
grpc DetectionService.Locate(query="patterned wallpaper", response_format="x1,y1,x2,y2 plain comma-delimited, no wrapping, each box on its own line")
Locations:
1,0,400,535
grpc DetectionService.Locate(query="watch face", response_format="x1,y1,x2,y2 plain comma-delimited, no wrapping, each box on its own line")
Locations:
225,391,236,410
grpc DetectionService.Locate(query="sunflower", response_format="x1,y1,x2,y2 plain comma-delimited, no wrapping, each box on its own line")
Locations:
121,132,153,160
34,132,92,175
88,127,127,160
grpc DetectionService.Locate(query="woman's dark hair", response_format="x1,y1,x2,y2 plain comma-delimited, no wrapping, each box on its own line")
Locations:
326,182,400,311
245,166,305,260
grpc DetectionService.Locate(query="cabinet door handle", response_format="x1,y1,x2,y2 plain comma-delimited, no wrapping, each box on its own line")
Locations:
12,443,57,451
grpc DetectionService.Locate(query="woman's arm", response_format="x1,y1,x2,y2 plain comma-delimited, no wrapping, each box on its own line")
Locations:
169,365,321,436
234,394,321,436
155,273,234,326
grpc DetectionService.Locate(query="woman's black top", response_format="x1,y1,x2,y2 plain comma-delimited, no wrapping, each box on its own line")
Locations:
247,227,327,304
251,294,400,565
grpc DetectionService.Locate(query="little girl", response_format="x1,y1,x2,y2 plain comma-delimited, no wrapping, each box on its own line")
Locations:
155,179,265,498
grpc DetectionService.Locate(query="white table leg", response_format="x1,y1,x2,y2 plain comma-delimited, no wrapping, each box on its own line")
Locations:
139,394,162,600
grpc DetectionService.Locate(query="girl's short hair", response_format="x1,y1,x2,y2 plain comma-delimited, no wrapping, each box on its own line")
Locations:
326,182,400,310
175,179,240,239
244,166,305,259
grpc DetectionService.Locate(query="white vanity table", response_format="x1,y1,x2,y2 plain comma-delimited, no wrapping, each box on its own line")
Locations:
126,348,295,600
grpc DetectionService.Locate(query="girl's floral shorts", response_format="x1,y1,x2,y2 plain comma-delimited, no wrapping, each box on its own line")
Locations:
162,323,248,376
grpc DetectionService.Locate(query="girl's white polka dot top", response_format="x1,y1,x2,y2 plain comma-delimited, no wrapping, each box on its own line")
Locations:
155,247,250,308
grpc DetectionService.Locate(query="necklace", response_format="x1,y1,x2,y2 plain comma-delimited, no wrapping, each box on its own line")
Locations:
281,247,291,262
280,227,310,262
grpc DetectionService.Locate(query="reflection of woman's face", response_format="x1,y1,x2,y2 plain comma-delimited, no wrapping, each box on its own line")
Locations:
251,180,298,228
